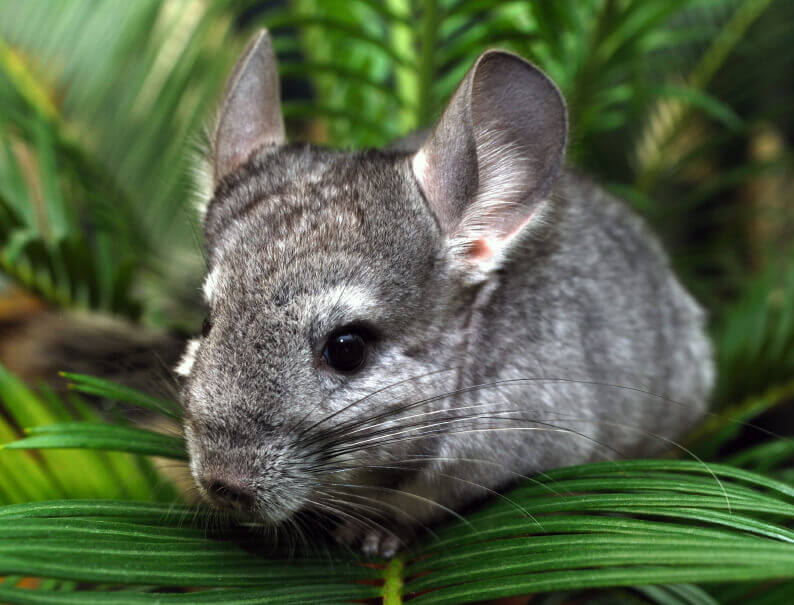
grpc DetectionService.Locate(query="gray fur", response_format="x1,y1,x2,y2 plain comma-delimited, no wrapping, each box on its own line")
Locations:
180,30,714,557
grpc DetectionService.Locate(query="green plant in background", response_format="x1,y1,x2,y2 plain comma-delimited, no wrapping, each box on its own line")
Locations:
0,0,793,603
0,367,162,504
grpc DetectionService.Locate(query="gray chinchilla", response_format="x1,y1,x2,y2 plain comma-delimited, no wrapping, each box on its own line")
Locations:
177,29,714,557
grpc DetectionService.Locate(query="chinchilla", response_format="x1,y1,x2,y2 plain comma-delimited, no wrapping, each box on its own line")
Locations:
169,29,715,557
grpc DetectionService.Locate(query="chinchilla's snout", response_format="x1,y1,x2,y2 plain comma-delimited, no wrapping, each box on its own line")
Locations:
200,472,256,513
186,424,312,523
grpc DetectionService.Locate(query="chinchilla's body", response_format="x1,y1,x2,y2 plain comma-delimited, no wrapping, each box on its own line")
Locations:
170,31,714,556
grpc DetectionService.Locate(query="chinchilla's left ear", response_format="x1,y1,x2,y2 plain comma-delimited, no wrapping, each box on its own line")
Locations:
411,50,567,275
213,29,286,184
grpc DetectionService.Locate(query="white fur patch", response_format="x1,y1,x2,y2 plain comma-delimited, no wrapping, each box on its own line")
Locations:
411,149,428,187
316,283,379,317
202,266,222,304
191,153,214,221
175,339,200,377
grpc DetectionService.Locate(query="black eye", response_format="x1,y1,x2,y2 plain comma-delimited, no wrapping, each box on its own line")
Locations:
201,316,212,338
323,331,367,373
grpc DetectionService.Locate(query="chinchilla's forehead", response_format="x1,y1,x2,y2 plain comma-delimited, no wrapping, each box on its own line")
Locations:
201,143,441,307
205,144,437,259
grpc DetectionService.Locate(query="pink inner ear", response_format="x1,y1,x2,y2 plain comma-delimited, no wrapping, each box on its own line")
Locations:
466,237,496,262
464,205,542,265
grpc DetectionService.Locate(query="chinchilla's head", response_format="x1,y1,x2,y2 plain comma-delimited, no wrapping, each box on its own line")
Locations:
177,30,567,524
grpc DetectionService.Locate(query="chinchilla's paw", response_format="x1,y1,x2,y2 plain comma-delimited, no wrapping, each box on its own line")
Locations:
331,519,362,548
361,529,403,559
332,521,404,558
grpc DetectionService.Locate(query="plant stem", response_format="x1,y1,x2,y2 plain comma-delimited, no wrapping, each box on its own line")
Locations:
386,0,419,132
383,556,404,605
417,0,439,126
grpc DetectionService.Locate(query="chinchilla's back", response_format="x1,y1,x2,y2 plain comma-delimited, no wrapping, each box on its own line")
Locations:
483,171,714,458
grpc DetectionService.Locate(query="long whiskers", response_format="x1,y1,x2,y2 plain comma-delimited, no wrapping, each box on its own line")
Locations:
296,376,700,452
310,413,625,463
546,413,732,513
319,463,538,525
306,495,400,547
326,482,477,533
326,454,568,498
181,371,782,549
319,487,440,542
291,366,461,441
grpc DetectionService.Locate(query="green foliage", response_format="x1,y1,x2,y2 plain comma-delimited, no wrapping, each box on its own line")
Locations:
0,364,174,504
3,392,794,602
5,422,188,460
61,372,182,420
0,0,793,603
0,0,239,326
714,259,794,405
0,39,142,315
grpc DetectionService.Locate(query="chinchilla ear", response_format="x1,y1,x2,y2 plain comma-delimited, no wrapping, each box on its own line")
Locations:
411,50,567,274
213,29,286,184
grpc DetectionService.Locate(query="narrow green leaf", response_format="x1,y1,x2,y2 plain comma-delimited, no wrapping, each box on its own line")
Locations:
4,422,187,460
264,13,413,67
0,500,190,521
278,61,408,106
0,584,380,604
653,84,743,131
32,118,70,241
60,373,181,419
406,565,794,604
282,101,394,141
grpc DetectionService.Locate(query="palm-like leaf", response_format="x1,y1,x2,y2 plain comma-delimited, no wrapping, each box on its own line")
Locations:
0,364,175,504
3,388,794,603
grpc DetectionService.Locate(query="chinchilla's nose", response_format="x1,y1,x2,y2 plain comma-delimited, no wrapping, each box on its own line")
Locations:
201,476,256,512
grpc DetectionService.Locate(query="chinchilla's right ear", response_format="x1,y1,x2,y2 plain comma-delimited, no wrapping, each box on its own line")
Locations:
411,51,567,279
213,29,286,184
